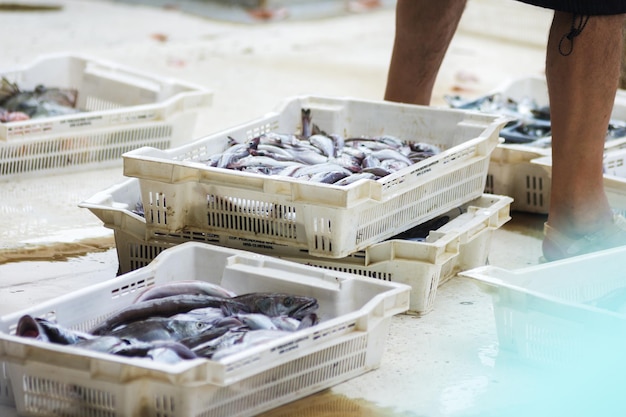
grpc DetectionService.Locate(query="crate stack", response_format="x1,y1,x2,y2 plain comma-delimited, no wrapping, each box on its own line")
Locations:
1,90,513,417
81,94,513,315
0,53,213,180
460,75,626,214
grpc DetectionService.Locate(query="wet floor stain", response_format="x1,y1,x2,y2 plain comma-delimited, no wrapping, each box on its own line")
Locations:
256,390,423,417
0,235,115,264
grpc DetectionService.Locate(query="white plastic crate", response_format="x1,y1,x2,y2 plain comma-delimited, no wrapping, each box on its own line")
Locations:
0,53,212,179
460,246,626,371
531,153,626,217
474,75,626,213
0,241,410,416
79,178,512,314
123,95,507,258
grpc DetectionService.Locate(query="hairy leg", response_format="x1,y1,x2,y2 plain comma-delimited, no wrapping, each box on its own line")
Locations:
545,12,626,239
384,0,467,105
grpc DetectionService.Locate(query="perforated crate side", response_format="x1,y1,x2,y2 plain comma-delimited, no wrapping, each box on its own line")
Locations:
140,155,492,259
5,331,374,417
0,113,197,180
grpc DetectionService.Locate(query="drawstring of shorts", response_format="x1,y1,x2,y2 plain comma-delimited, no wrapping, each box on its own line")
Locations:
558,13,590,56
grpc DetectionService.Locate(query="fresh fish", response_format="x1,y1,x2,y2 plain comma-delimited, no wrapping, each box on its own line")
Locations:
211,329,292,361
0,109,29,122
225,292,319,320
229,155,300,171
73,335,130,354
333,172,377,186
300,108,323,139
309,170,351,184
111,340,198,362
89,294,247,336
133,280,237,303
296,313,320,329
179,323,235,350
269,316,301,332
291,162,351,179
190,328,246,358
0,78,80,120
107,317,214,343
16,315,92,345
173,306,226,322
309,134,336,157
237,313,279,330
371,148,413,166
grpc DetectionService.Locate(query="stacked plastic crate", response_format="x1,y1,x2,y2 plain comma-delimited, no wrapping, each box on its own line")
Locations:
451,75,626,214
82,95,513,315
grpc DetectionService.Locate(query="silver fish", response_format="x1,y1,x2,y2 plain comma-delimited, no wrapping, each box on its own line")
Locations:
17,315,93,345
309,134,336,157
211,329,292,361
89,294,247,336
133,280,237,303
107,317,214,343
225,292,319,320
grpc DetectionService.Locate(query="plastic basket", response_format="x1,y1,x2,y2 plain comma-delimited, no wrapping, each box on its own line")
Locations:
79,178,512,314
531,153,626,217
460,246,626,371
0,242,410,416
475,75,626,213
0,53,213,179
123,95,508,258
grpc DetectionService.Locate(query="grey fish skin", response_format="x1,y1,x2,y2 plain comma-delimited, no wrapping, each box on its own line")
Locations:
16,315,92,345
89,294,248,336
371,149,413,166
291,162,350,179
225,293,319,320
133,280,237,303
309,170,350,184
107,317,214,343
179,324,234,350
237,313,278,330
309,134,336,158
73,335,129,354
191,328,246,358
333,172,377,186
111,340,198,360
301,108,313,139
0,80,79,119
228,155,299,171
211,329,292,361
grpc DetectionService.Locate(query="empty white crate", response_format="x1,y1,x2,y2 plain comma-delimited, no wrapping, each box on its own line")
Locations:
79,178,512,314
123,95,508,258
468,75,626,213
0,241,410,416
460,246,626,370
0,53,213,179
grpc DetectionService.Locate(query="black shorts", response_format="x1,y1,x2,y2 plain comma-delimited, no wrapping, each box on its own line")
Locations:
517,0,626,15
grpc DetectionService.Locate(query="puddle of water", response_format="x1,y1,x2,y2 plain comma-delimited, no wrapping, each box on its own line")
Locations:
256,389,423,417
0,235,115,265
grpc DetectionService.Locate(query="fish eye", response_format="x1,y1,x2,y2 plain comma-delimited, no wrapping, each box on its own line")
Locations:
284,297,293,307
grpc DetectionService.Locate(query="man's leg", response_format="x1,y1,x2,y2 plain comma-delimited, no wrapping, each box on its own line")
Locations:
544,12,626,256
384,0,467,105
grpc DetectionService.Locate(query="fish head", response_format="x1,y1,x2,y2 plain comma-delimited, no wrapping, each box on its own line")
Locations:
16,315,49,342
251,293,319,319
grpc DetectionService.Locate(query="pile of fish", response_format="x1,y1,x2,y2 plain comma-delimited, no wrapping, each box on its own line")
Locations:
445,92,626,146
14,280,320,364
0,77,81,123
199,109,442,186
